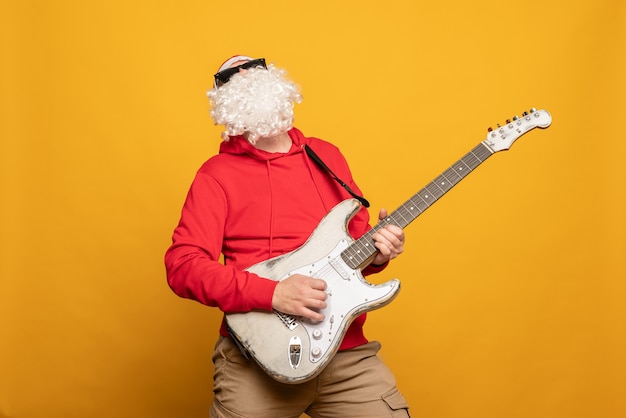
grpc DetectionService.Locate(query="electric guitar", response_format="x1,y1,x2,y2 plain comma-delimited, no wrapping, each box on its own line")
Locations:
225,108,552,384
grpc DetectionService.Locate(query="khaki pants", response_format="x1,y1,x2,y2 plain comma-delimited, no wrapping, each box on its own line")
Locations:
210,336,409,418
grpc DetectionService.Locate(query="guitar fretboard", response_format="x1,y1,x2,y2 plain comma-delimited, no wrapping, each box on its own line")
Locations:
341,142,494,269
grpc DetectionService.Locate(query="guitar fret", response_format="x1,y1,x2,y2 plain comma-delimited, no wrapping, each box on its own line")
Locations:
444,165,463,181
342,229,375,265
394,200,424,227
411,196,430,212
426,182,444,198
442,168,461,185
391,209,411,227
462,152,481,170
452,160,471,174
433,173,453,193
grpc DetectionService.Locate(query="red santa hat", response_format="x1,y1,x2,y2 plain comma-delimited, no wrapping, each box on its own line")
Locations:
213,55,254,87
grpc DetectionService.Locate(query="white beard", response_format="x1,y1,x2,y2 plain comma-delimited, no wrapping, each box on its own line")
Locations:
207,65,303,145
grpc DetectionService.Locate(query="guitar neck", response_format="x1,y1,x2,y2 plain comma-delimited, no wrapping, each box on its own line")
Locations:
341,141,494,269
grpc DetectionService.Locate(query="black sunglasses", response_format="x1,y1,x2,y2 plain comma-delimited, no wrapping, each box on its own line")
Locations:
214,58,267,86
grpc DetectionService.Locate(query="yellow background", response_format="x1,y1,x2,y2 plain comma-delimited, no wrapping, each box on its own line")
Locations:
1,0,624,417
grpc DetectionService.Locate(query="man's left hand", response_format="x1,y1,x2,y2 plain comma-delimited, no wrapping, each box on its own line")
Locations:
371,208,405,266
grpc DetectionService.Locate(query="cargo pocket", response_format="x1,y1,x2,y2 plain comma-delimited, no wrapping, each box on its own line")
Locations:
382,387,410,416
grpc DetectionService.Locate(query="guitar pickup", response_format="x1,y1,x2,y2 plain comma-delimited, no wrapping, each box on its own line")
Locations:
329,257,350,280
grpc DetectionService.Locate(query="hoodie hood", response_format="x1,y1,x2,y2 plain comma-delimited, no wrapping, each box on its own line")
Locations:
218,128,308,161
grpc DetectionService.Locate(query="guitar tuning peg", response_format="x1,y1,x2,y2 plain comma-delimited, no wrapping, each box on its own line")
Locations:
506,119,511,124
530,107,537,113
513,115,519,121
487,127,493,132
522,111,529,116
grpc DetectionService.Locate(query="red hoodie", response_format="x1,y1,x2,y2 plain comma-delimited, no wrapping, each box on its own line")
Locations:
165,127,387,350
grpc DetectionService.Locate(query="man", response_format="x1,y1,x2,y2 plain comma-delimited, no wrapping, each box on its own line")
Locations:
165,55,410,417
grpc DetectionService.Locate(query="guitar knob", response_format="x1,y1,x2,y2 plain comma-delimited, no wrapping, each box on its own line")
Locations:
312,329,323,340
311,347,322,358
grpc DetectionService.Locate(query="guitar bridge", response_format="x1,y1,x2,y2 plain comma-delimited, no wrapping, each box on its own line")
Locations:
274,310,299,331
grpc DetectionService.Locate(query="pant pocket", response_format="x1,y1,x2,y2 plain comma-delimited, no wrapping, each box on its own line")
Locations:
382,387,409,413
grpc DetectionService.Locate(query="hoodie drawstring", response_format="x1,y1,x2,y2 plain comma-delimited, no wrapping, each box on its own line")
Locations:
265,159,275,258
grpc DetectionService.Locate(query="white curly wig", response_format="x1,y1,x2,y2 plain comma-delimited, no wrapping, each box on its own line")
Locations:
207,64,303,145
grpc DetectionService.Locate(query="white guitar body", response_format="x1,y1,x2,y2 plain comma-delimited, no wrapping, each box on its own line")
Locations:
226,109,552,385
226,199,401,384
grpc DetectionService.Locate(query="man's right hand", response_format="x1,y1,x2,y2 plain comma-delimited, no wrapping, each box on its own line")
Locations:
271,274,327,322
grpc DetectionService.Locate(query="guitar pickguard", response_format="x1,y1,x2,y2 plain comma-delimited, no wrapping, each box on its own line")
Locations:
279,238,388,365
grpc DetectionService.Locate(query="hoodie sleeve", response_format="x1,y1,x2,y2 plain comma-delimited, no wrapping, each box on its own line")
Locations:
164,171,278,313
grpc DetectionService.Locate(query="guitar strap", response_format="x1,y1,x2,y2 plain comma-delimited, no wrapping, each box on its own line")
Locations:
303,144,370,208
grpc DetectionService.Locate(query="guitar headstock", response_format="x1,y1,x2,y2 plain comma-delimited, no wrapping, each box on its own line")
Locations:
483,108,552,152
